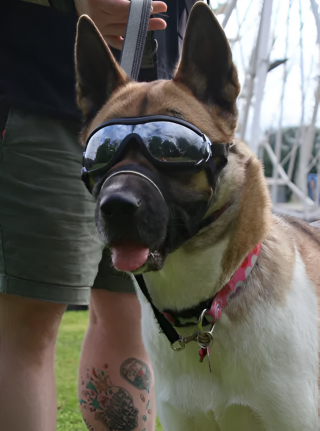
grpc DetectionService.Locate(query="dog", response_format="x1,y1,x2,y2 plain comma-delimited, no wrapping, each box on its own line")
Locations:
75,3,319,430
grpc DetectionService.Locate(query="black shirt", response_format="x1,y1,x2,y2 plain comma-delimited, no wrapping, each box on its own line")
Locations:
0,0,195,121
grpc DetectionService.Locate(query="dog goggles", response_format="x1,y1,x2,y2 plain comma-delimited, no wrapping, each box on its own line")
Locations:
82,115,228,192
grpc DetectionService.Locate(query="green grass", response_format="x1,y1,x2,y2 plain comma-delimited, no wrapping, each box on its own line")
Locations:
55,310,163,430
56,311,88,430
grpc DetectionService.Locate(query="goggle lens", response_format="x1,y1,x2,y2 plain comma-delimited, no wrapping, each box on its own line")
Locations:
83,120,210,173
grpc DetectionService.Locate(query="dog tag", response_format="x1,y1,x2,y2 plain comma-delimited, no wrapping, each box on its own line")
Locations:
197,329,214,348
197,309,215,368
199,346,212,372
207,347,212,373
197,308,215,347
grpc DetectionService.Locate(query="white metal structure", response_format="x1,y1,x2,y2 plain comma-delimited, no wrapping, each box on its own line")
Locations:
207,0,320,221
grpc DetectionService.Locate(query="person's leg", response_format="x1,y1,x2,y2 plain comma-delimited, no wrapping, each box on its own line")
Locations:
79,289,155,431
0,293,66,431
0,107,103,430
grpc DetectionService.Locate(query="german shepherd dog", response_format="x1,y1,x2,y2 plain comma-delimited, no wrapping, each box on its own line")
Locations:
75,3,319,430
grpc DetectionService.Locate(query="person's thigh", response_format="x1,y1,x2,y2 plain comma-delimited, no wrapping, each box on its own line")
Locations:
0,292,66,354
0,107,103,305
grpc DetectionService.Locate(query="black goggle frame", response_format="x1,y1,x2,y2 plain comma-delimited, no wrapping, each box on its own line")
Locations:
82,115,230,193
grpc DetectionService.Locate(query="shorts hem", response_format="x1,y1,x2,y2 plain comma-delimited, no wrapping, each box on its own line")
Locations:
92,274,135,293
0,274,90,305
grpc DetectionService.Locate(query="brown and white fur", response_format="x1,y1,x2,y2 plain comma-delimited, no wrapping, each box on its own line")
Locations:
75,3,320,430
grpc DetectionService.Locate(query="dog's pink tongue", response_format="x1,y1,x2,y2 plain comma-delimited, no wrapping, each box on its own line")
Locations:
111,242,149,272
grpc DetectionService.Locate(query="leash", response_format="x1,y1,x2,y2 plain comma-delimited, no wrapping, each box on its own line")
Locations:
120,0,152,80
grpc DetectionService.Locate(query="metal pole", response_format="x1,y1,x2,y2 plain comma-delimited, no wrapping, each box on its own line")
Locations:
295,0,307,215
310,0,320,45
307,0,320,211
317,159,320,210
239,43,258,141
271,0,292,204
239,0,264,142
249,0,274,155
222,0,237,29
264,142,314,206
304,72,320,175
307,0,320,166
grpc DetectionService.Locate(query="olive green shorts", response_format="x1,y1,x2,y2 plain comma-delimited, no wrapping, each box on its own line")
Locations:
0,107,134,305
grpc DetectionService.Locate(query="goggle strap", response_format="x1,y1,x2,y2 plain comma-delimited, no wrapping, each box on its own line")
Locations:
101,169,165,201
85,115,208,144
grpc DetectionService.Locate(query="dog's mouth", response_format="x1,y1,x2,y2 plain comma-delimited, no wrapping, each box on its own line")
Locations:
98,166,214,275
110,241,164,273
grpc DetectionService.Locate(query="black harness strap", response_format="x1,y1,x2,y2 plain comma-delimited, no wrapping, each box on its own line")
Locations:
134,202,229,345
135,275,181,344
199,202,230,230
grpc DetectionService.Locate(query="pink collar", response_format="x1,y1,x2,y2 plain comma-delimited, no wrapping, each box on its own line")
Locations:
199,243,261,362
161,243,261,363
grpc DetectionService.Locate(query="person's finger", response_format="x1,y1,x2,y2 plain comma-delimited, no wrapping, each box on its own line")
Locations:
103,35,124,50
105,16,166,37
104,23,128,36
103,0,167,15
148,17,167,31
150,1,167,14
95,0,131,15
98,0,167,19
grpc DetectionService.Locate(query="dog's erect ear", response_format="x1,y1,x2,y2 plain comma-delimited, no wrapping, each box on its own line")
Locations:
75,15,129,123
174,2,240,114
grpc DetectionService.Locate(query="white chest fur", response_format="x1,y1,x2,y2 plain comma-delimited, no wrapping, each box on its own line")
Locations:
143,237,230,311
134,249,318,431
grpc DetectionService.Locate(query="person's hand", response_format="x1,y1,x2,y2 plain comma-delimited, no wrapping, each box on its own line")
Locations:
74,0,167,50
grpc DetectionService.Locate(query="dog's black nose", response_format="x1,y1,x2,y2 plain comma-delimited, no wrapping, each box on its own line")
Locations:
100,193,140,216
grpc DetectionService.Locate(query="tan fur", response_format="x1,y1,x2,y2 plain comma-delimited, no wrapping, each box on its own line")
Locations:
80,80,237,146
282,218,320,289
189,171,212,193
218,141,272,285
226,218,296,324
180,142,294,323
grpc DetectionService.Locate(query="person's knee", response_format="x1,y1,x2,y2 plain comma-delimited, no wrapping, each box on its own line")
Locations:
88,289,143,345
90,289,141,326
0,293,66,360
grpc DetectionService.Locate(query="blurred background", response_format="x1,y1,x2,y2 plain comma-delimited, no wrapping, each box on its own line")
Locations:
208,0,320,222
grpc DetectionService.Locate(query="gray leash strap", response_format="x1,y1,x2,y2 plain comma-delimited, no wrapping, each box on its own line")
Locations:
120,0,152,80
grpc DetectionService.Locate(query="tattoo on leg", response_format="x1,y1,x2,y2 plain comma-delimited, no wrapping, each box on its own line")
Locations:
80,365,139,430
140,394,146,403
120,358,151,392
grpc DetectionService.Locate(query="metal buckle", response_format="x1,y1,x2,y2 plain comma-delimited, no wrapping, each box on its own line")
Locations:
197,309,215,349
170,338,186,351
170,331,200,351
170,308,215,352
